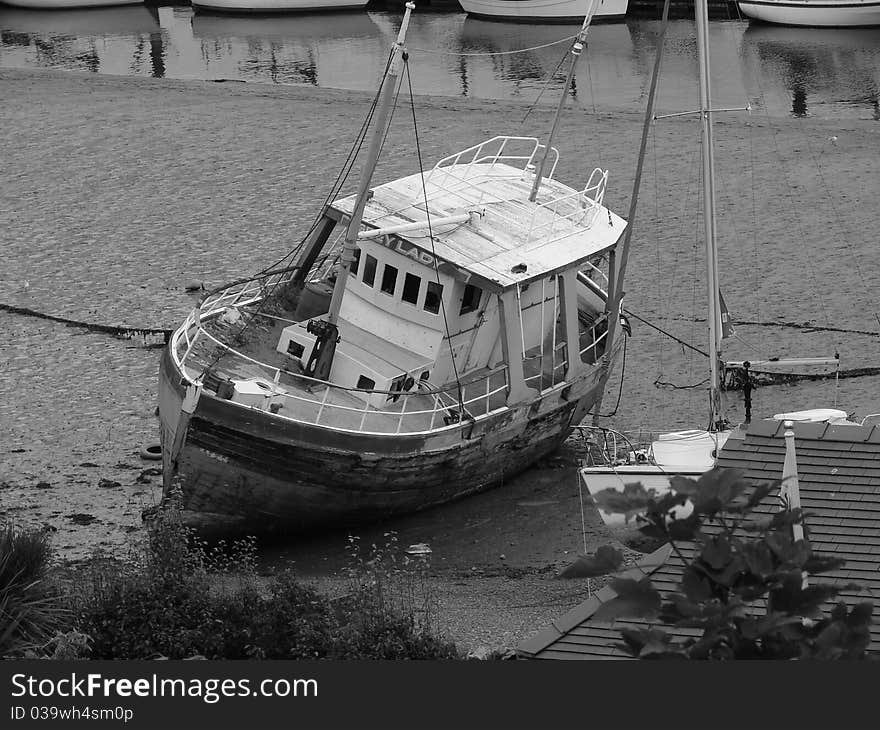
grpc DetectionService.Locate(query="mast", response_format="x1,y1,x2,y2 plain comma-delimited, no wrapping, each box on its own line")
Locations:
695,0,725,431
326,2,415,327
309,2,415,381
528,3,598,203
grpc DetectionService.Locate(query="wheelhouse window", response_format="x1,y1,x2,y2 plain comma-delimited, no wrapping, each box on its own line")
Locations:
362,254,377,287
460,284,482,315
424,281,443,314
349,247,362,277
402,272,421,305
381,264,398,296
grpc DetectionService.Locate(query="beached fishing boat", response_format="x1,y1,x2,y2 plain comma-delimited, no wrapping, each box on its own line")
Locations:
0,0,142,9
157,5,629,535
738,0,880,27
190,0,368,14
458,0,628,23
578,0,843,532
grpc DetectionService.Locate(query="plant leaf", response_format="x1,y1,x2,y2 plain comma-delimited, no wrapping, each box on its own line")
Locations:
592,578,661,621
558,545,624,579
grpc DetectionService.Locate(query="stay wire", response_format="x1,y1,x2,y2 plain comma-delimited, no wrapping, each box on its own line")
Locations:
198,50,394,379
404,56,467,420
520,46,571,126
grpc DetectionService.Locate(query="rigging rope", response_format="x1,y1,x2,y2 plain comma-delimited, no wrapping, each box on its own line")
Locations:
520,46,571,126
0,303,170,344
408,34,580,58
197,49,397,380
403,55,467,422
593,334,627,418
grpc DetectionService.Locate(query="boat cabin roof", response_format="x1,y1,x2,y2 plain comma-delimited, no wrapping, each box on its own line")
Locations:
331,161,627,293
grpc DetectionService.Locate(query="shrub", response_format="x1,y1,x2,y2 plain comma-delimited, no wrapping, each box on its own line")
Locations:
75,507,459,659
0,523,66,657
563,468,873,659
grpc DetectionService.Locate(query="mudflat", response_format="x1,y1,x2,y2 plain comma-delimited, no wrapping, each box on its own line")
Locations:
2,68,877,652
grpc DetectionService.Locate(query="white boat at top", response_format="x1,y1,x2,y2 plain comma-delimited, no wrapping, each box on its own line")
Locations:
190,0,368,14
737,0,880,27
0,0,142,9
458,0,629,24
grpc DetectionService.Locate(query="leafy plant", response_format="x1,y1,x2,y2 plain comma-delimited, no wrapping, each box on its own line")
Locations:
563,467,873,659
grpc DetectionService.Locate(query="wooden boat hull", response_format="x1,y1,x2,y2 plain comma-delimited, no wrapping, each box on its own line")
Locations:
458,0,629,23
737,0,880,27
158,345,612,535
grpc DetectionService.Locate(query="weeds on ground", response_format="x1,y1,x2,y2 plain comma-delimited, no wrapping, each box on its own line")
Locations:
72,498,459,659
0,523,67,658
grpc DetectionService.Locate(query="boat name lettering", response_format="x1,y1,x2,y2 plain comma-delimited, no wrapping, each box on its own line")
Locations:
376,235,472,282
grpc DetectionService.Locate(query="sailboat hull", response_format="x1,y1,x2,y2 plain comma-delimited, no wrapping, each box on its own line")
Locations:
458,0,629,22
158,345,614,535
737,0,880,27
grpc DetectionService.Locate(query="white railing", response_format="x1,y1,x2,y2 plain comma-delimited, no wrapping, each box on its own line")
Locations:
426,136,558,187
581,260,609,290
524,342,569,392
579,313,609,363
199,268,299,318
170,311,510,436
526,167,608,244
572,425,646,468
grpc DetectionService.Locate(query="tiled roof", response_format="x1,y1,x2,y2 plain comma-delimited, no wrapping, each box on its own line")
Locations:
518,419,880,659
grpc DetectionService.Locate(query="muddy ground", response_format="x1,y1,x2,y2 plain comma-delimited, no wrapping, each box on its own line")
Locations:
1,68,878,652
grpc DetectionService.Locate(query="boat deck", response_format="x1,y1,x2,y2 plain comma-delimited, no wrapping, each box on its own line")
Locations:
182,312,511,434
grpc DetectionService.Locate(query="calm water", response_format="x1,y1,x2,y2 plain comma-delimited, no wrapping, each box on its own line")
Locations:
1,6,880,120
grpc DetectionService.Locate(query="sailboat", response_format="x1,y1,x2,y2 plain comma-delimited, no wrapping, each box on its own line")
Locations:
579,0,847,532
737,0,880,28
156,3,629,535
458,0,629,24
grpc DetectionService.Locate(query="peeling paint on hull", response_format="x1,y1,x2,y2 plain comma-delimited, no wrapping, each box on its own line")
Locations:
158,346,614,535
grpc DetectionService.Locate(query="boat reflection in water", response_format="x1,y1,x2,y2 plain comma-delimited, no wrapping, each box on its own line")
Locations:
741,25,880,119
2,10,880,121
0,5,161,75
189,10,381,86
454,17,637,104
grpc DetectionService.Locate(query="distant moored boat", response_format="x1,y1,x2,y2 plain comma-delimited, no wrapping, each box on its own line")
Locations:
737,0,880,27
458,0,629,23
0,0,143,9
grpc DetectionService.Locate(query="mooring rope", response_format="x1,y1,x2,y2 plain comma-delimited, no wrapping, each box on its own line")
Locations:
0,303,170,343
408,34,580,58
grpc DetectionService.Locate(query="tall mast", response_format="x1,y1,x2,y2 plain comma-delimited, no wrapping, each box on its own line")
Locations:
528,3,598,203
695,0,724,431
306,3,415,382
326,2,416,326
